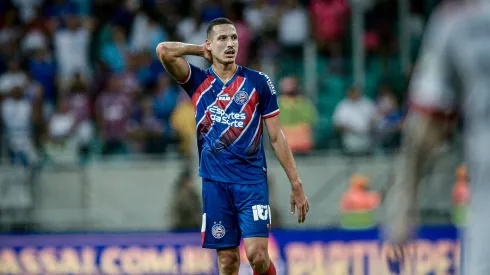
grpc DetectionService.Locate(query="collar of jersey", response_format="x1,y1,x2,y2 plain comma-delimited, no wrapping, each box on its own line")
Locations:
210,65,242,87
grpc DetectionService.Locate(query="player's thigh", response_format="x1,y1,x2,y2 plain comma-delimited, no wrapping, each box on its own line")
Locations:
201,178,241,249
234,181,271,238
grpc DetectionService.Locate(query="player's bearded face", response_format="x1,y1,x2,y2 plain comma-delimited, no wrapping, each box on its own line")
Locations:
207,24,239,65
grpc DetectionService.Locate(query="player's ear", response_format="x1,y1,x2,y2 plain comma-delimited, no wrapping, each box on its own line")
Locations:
205,39,212,51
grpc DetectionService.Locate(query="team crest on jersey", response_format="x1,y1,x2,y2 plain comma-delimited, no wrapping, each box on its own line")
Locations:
234,90,249,105
212,222,226,239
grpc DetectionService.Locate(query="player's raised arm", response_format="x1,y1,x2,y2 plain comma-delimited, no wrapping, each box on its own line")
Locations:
155,42,211,83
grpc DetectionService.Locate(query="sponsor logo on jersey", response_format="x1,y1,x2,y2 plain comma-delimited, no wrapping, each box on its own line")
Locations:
259,72,276,95
212,222,226,239
252,205,270,221
208,105,246,128
218,95,231,101
234,90,249,105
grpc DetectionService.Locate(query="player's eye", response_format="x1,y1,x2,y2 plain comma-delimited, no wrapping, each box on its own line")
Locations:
231,35,238,40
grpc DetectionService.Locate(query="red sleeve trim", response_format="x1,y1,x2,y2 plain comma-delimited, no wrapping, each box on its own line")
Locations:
409,101,458,120
175,62,192,84
263,109,280,119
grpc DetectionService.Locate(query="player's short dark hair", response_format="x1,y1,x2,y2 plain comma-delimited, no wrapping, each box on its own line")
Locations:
206,17,235,39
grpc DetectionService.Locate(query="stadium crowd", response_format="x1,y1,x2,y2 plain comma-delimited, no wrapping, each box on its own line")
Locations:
0,0,436,167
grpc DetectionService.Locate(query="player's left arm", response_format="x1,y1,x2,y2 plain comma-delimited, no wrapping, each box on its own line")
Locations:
258,72,309,223
264,116,301,186
264,116,309,223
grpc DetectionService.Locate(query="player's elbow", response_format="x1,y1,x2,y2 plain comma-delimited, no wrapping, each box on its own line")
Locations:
268,130,282,146
156,42,175,62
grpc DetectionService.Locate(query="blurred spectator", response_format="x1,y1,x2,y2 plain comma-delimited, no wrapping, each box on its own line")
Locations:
374,83,404,150
129,11,168,53
452,164,470,226
152,73,179,139
0,59,27,98
28,48,56,117
278,76,317,154
120,53,142,99
67,72,93,157
278,0,309,58
139,50,165,88
310,0,350,54
43,0,78,20
229,2,252,66
171,91,196,157
0,9,22,48
126,97,167,155
176,7,209,69
340,174,380,229
244,0,276,36
200,0,226,23
1,86,39,166
21,26,48,55
54,14,91,88
171,167,202,230
11,0,43,24
333,86,376,156
257,30,281,68
95,75,131,156
328,42,347,75
45,96,92,163
100,25,128,74
24,72,44,147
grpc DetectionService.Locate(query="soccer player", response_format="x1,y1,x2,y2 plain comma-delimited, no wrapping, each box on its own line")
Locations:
383,1,490,274
156,18,309,275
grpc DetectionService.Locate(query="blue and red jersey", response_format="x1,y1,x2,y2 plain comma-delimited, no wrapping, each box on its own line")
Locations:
178,62,280,184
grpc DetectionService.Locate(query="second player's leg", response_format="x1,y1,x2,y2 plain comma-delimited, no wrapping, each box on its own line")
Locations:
462,162,490,275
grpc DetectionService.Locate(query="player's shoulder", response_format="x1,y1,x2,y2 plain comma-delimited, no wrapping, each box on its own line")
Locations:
241,67,270,82
430,0,473,26
241,67,276,94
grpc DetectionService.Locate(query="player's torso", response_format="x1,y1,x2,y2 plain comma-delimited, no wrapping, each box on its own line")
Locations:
193,68,263,155
447,3,490,123
447,3,490,168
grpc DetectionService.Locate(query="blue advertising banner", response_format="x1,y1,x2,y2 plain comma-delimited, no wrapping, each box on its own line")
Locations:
0,226,461,275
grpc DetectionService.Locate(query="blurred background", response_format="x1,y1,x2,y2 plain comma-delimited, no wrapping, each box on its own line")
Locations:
0,0,464,274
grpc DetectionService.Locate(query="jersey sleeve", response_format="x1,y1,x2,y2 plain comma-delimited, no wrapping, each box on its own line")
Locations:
176,61,208,97
409,7,459,115
257,73,280,119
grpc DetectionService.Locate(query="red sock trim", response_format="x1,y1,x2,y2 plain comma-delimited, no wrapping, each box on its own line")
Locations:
253,261,276,275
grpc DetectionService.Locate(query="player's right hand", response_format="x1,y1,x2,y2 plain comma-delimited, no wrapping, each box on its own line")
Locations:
290,182,309,224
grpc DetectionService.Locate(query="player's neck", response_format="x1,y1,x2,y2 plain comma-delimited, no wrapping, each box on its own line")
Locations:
212,63,238,84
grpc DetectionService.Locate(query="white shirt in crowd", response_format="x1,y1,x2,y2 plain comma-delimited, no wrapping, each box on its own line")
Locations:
0,72,27,95
1,97,38,164
54,27,90,84
333,96,376,153
278,7,309,46
22,29,47,53
49,112,93,145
